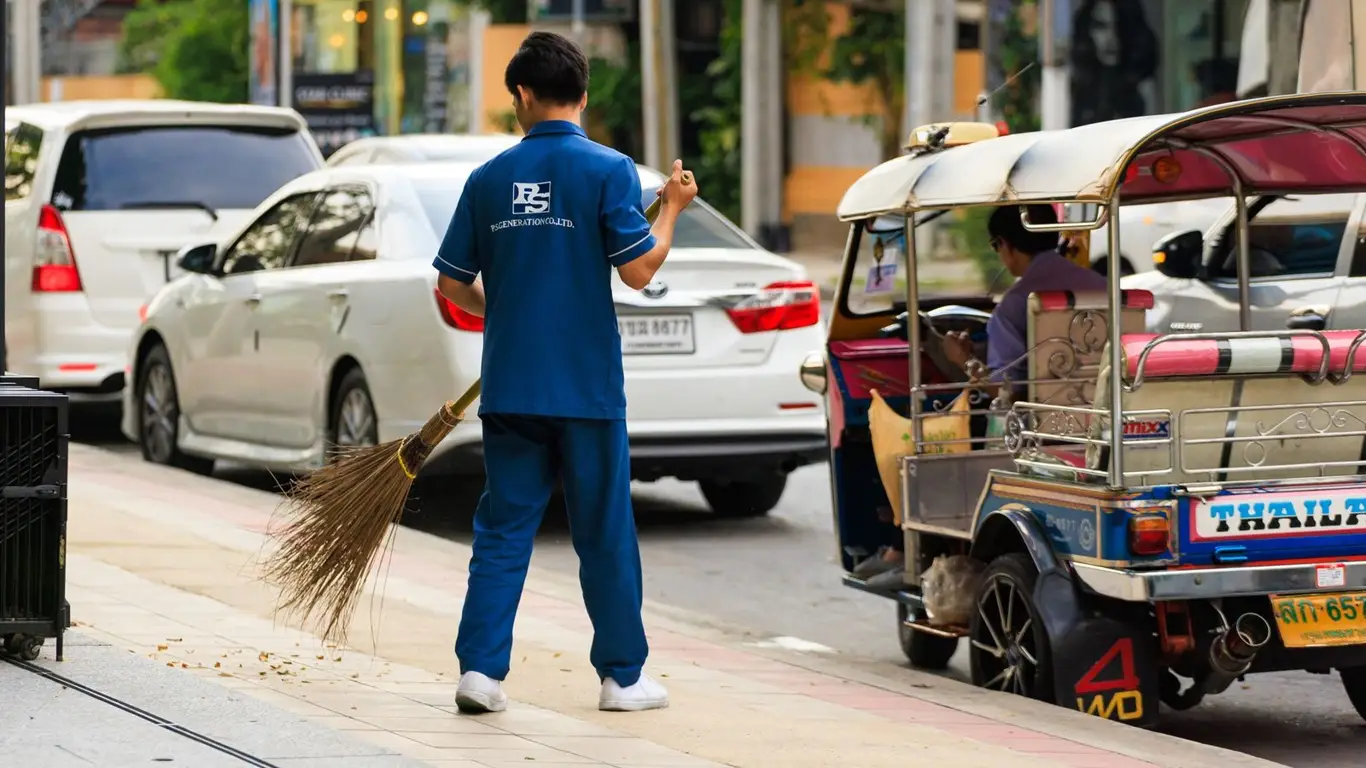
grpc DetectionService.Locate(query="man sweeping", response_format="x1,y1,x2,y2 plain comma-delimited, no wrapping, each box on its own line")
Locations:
433,31,698,714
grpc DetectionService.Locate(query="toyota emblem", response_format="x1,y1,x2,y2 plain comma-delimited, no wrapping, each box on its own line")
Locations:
642,281,669,299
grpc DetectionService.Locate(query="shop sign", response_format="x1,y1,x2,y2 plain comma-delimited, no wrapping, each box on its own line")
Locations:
292,70,378,157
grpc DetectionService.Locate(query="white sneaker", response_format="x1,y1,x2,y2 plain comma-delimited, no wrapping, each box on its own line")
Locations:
599,672,669,712
455,671,508,714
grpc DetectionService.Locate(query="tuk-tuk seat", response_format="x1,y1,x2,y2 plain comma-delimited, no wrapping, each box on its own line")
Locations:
1082,331,1366,484
1025,290,1152,406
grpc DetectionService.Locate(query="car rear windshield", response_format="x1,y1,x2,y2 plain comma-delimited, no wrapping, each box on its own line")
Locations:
415,175,757,251
413,175,476,237
50,125,319,213
635,191,755,249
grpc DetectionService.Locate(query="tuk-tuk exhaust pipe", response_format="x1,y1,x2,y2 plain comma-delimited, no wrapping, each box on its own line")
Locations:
1203,612,1273,695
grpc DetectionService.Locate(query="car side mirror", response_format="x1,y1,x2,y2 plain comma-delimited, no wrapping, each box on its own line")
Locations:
1152,229,1203,279
176,243,218,275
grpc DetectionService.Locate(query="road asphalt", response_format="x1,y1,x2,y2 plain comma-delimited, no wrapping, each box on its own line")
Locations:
69,403,1366,768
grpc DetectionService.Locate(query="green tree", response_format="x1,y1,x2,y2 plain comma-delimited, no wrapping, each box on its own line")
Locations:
119,0,249,103
788,0,904,161
444,0,526,23
690,0,743,223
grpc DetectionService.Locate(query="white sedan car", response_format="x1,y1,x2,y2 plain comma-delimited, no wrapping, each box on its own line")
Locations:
323,133,521,167
121,162,827,517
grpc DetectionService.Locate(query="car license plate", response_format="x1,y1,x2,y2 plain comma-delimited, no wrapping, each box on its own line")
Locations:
618,314,694,355
1270,591,1366,648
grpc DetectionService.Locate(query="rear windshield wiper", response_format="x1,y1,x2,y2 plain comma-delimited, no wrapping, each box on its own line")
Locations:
119,201,219,221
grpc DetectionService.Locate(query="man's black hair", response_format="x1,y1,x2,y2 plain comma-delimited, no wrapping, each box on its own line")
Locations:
504,31,590,106
987,204,1061,255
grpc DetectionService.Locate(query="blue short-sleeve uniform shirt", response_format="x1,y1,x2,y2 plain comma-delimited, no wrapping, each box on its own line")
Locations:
433,120,656,420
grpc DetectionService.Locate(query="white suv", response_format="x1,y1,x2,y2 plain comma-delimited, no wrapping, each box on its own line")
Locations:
3,100,324,398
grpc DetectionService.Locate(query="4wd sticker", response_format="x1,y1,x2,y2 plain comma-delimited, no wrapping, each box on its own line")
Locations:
1193,487,1366,540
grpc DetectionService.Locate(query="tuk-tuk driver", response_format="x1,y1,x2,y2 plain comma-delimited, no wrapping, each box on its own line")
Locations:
434,31,699,716
944,204,1106,385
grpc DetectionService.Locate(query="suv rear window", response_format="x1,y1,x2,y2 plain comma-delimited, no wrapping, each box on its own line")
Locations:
50,125,319,213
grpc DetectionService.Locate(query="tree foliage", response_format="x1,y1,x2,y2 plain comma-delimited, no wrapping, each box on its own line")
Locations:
788,0,904,161
119,0,249,103
689,0,743,223
444,0,526,24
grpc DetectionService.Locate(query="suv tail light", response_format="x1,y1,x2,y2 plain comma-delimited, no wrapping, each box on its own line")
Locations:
435,289,484,332
725,280,820,334
1129,513,1171,556
33,204,82,292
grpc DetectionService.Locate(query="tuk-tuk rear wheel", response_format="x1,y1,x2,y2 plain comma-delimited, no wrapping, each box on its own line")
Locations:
897,602,958,670
968,553,1055,702
1342,667,1366,722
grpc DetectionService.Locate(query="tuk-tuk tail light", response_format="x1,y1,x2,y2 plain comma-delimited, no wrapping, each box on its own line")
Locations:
1129,513,1170,556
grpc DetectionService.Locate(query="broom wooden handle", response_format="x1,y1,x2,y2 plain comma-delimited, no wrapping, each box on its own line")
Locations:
644,171,692,223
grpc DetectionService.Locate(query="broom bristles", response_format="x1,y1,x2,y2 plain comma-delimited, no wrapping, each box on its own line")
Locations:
263,381,480,645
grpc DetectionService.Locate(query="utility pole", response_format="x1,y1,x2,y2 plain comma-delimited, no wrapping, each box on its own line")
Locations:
740,0,762,237
280,0,293,108
639,0,677,171
760,0,784,249
11,0,42,104
571,0,585,37
1039,0,1070,130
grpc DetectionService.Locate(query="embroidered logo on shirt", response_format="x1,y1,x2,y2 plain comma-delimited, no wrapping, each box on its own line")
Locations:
512,181,552,215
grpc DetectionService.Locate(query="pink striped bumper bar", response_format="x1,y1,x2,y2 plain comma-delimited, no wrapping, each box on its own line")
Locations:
1120,331,1366,380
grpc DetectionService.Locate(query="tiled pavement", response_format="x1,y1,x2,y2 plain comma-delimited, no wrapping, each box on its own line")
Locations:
18,443,1287,768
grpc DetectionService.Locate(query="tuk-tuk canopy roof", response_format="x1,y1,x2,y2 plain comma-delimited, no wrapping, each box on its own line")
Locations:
836,92,1366,221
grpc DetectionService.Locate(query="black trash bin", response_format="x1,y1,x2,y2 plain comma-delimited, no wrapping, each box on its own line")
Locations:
0,376,70,661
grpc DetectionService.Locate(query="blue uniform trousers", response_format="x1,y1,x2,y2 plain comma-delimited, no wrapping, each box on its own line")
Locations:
455,413,647,687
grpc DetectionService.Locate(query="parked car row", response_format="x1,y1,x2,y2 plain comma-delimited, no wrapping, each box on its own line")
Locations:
3,100,825,518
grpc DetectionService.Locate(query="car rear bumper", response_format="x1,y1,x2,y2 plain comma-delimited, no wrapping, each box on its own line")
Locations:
410,416,829,480
18,295,132,393
1073,560,1366,601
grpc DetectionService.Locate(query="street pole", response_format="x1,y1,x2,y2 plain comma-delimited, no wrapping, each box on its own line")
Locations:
280,0,293,108
571,0,585,38
658,0,679,166
11,0,41,105
640,0,661,169
761,0,784,248
740,0,762,237
1039,0,1070,130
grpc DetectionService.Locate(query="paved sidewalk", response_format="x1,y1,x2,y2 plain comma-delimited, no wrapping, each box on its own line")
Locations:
22,443,1289,768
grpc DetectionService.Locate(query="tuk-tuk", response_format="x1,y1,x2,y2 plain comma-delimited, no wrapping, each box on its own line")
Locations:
801,92,1366,726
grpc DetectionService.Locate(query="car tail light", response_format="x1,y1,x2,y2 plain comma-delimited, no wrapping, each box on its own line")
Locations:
33,204,82,292
435,288,484,332
725,280,820,334
1129,513,1170,556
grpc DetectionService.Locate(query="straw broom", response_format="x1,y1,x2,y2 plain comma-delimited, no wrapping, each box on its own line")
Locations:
263,185,683,645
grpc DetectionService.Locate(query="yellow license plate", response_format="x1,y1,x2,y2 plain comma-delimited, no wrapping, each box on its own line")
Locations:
1270,592,1366,648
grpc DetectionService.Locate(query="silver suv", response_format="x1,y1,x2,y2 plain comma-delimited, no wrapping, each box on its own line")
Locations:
1122,192,1366,333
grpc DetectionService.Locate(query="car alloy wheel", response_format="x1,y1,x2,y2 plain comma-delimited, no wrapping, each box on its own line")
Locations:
335,387,378,448
141,363,178,464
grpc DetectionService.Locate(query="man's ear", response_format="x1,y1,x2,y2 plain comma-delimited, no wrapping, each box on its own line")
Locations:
515,85,531,107
579,93,589,111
